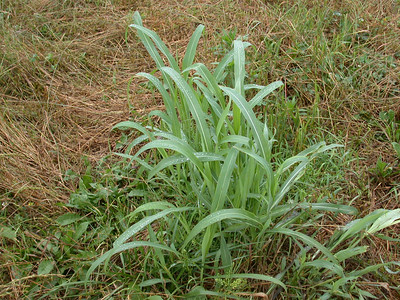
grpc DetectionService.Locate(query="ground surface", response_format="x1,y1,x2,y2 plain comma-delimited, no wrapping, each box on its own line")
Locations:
1,0,399,299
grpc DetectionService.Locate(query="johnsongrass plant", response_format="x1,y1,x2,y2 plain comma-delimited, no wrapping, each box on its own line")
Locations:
86,12,400,298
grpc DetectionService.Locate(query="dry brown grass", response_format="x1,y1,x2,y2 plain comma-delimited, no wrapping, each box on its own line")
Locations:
1,1,149,206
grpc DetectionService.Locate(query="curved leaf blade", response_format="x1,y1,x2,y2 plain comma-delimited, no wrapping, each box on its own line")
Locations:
148,152,224,179
114,207,192,247
266,228,338,263
211,148,239,212
130,24,179,71
86,241,179,282
249,81,283,108
182,25,205,70
182,209,261,248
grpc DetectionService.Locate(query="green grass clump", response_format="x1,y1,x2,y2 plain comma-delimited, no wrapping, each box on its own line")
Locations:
83,12,400,299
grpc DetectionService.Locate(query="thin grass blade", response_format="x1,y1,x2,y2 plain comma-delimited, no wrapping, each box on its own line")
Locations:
233,146,274,191
148,110,172,126
148,152,224,179
367,208,400,234
275,156,309,179
86,241,179,282
130,24,179,71
269,203,358,221
221,87,270,160
114,207,193,247
182,209,261,248
233,40,246,96
112,121,155,140
334,246,368,262
162,67,212,152
211,148,238,212
129,201,176,215
137,72,180,135
132,12,165,69
220,235,232,269
249,81,284,108
194,79,223,120
213,49,234,83
273,161,308,207
220,135,250,146
332,209,388,249
216,98,232,137
302,260,344,277
134,139,202,170
213,42,251,83
185,63,224,100
182,25,205,70
266,228,338,263
232,40,246,133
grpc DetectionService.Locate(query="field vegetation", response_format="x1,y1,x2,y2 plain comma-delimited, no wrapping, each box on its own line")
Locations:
1,0,399,299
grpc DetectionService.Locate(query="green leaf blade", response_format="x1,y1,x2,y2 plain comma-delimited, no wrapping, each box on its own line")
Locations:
182,209,261,249
182,25,205,70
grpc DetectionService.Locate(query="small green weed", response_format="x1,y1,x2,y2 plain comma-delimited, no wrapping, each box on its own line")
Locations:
379,109,400,143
